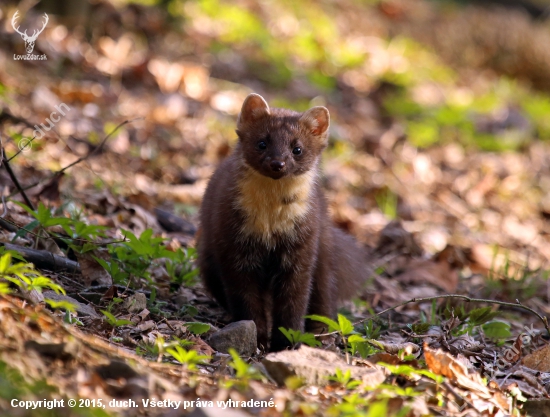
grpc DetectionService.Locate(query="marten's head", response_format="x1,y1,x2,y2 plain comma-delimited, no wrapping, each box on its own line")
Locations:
236,94,329,180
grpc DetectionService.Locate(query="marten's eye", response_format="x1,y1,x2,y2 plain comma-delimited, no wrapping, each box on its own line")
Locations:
258,141,267,150
292,146,302,155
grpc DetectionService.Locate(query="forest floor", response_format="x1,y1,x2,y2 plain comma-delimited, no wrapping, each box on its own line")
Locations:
2,0,550,416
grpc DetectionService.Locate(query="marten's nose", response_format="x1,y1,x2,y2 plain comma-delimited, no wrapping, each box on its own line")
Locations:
270,160,285,171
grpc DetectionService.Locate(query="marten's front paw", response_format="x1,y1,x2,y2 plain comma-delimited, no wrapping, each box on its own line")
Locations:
257,330,269,352
269,330,294,352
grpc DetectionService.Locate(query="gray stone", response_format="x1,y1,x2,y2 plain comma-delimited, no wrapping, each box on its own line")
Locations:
262,345,387,386
123,292,147,313
207,320,257,356
43,291,100,318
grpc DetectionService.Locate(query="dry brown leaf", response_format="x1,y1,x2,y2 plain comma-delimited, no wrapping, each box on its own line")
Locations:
101,285,118,301
522,343,550,372
424,345,491,397
135,320,156,333
502,380,546,399
371,340,420,355
188,335,216,357
37,173,64,204
76,251,112,287
393,258,458,293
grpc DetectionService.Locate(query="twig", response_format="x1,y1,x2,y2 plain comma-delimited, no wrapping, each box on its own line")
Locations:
315,294,550,337
6,135,38,163
443,381,477,412
14,118,141,194
0,133,35,210
0,216,126,246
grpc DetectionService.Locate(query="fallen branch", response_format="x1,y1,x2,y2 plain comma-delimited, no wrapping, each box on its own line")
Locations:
0,242,80,274
316,294,550,338
1,133,35,210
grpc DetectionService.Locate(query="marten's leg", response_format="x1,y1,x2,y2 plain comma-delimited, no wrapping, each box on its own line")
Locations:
223,268,270,350
198,251,228,310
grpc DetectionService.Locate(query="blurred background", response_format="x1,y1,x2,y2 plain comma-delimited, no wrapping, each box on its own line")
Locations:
3,0,550,277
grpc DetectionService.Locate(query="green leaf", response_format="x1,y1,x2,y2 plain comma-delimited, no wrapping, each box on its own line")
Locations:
227,348,262,380
469,307,498,326
278,327,321,347
31,277,65,294
45,299,77,312
181,268,200,283
379,363,444,384
279,327,293,343
348,334,366,344
305,314,339,332
0,282,11,294
12,201,36,217
299,332,322,347
482,321,511,340
410,323,431,334
185,322,211,335
100,310,121,326
0,253,11,274
35,203,51,224
12,219,40,241
337,314,354,335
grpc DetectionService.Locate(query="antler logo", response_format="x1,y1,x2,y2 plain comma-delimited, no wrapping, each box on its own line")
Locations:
12,11,49,54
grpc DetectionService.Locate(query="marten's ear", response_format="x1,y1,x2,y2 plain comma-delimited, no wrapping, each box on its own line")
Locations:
300,106,330,136
237,94,270,128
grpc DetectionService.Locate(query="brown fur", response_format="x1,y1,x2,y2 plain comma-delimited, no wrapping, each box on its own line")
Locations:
198,94,367,351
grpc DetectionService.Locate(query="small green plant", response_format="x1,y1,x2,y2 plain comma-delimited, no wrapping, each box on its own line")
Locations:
379,363,444,384
481,320,512,340
375,188,398,220
97,229,197,290
147,299,170,317
0,281,10,295
44,299,77,312
16,202,72,230
226,348,264,389
410,322,431,335
44,298,82,325
101,310,133,328
0,253,65,295
442,306,511,340
12,202,108,256
278,327,321,348
178,304,198,317
185,322,211,335
137,336,193,358
62,220,107,254
328,368,361,389
348,334,375,358
363,319,381,339
94,258,129,285
166,247,199,285
306,313,364,361
104,297,124,313
166,345,210,370
0,247,26,262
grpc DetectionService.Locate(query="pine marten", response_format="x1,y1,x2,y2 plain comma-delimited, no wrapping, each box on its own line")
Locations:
198,93,367,352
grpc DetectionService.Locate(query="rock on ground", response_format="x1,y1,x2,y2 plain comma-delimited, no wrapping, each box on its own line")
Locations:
43,291,100,318
262,345,387,386
207,320,257,356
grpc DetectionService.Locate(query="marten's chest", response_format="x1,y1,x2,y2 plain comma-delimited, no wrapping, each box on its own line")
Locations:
234,168,316,245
